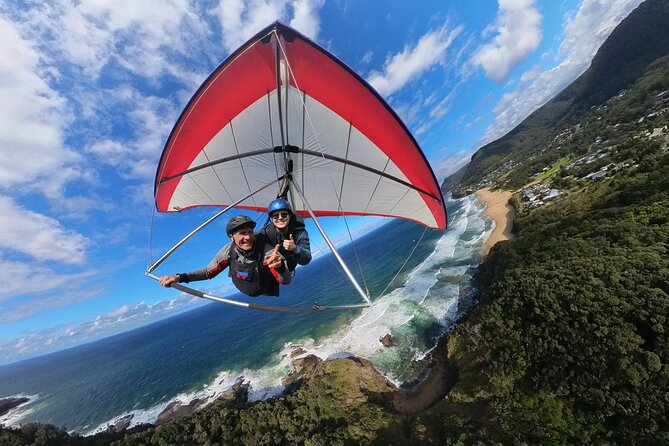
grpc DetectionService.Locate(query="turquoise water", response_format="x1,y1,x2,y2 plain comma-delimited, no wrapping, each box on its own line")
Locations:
0,195,492,434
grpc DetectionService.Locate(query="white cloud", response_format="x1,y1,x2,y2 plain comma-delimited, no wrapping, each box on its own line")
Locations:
479,0,643,145
127,94,178,158
0,259,95,304
0,1,210,204
19,0,210,80
367,23,463,97
361,50,373,64
217,0,324,53
472,0,543,82
559,0,644,70
0,196,89,265
430,83,463,120
84,94,173,166
0,284,102,322
0,295,204,365
86,140,131,166
49,3,115,75
434,150,472,183
0,17,80,194
289,0,324,39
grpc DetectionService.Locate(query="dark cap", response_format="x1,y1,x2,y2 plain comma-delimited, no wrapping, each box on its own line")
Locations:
226,215,256,236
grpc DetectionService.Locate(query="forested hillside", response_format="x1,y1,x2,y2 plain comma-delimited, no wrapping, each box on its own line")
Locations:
2,141,666,443
3,53,666,446
442,0,669,196
438,0,669,441
1,1,667,444
447,141,668,443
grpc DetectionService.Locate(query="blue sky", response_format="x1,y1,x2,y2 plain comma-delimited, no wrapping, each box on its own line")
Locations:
0,0,644,364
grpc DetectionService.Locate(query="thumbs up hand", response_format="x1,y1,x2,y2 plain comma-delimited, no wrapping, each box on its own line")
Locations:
283,233,296,251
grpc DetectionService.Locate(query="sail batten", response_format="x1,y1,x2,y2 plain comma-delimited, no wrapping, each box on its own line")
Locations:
154,22,446,230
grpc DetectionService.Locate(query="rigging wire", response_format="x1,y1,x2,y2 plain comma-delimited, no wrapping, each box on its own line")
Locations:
376,225,429,299
148,26,439,313
342,215,369,295
148,29,275,269
276,36,370,295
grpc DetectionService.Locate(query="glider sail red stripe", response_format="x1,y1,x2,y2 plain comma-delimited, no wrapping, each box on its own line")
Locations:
154,21,447,230
282,39,440,211
155,37,276,211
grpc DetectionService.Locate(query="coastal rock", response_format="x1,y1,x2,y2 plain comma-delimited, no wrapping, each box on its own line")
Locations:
216,378,249,407
106,414,134,433
281,346,307,361
302,357,397,408
156,398,204,425
0,397,29,416
393,334,459,414
282,354,322,390
379,333,395,347
290,346,307,358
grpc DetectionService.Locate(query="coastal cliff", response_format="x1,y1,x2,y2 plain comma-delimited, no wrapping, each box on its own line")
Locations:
1,1,667,444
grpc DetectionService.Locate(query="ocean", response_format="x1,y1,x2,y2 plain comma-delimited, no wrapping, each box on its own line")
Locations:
0,194,492,435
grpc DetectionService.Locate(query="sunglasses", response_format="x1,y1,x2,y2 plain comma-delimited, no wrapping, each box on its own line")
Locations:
271,212,290,220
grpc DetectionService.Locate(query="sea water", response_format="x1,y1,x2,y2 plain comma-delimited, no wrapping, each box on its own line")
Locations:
0,195,493,434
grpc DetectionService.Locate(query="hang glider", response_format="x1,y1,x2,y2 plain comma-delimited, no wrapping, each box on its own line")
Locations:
147,21,447,311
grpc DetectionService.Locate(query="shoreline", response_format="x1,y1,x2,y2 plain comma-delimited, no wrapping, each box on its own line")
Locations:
392,333,458,414
391,188,518,413
475,187,515,257
4,196,492,434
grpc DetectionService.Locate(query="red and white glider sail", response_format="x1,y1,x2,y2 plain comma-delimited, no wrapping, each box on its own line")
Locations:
154,22,446,230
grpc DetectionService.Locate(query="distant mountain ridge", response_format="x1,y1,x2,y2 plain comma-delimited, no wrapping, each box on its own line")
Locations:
443,0,669,195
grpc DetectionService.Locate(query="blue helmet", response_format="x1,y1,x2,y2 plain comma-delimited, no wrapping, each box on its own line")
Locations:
268,198,292,216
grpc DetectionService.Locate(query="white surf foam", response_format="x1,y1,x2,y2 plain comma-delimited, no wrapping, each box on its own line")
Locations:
87,195,493,434
0,393,40,428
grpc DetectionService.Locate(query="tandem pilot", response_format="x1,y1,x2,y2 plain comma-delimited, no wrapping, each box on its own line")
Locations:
159,215,291,297
258,198,312,276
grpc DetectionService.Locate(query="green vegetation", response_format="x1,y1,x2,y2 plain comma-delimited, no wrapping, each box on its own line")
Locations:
448,150,669,443
3,107,665,446
2,1,668,444
442,0,669,195
536,156,576,182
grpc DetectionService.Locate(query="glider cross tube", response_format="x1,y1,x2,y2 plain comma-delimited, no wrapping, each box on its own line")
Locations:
147,176,282,274
159,145,441,203
145,273,368,313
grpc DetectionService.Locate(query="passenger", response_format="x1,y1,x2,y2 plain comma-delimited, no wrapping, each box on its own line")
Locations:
259,198,311,273
159,215,291,297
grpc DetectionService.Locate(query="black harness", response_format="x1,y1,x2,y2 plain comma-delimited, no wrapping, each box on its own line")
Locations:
227,243,279,297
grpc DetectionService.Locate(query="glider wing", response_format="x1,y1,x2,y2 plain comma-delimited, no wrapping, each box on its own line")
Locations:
154,22,446,229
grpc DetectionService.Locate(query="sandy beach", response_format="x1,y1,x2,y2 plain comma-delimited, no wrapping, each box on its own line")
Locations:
476,187,515,257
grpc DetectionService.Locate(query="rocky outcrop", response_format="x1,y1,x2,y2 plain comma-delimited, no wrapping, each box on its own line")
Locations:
280,346,307,361
379,334,395,347
156,399,204,425
301,357,398,408
0,397,28,417
156,378,250,425
216,378,249,407
282,354,322,392
392,334,459,414
105,414,133,433
290,347,307,358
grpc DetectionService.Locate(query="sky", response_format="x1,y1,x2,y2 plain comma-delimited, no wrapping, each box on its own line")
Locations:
0,0,645,365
